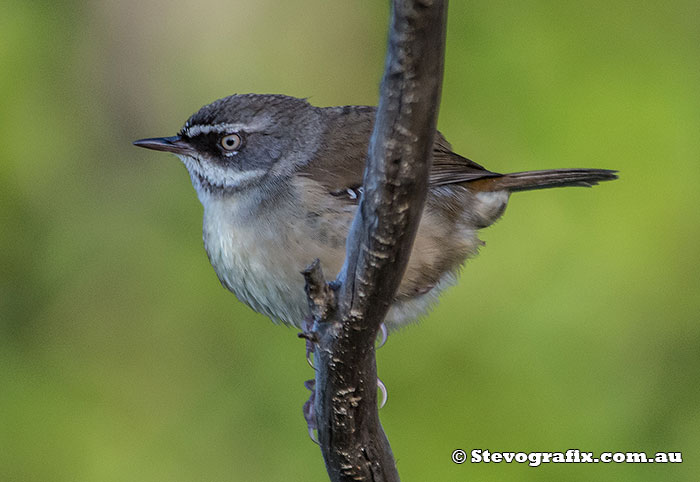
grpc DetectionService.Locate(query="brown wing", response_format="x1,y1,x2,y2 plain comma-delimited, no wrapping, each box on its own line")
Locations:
296,106,372,200
430,132,501,186
298,106,500,198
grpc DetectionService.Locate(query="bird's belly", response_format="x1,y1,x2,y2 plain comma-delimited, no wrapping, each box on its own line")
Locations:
205,223,461,330
199,186,506,330
204,227,307,326
202,203,347,327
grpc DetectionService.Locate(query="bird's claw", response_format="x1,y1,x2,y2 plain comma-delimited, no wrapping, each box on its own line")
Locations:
308,426,318,444
306,348,315,369
376,322,388,349
377,378,388,409
302,318,386,442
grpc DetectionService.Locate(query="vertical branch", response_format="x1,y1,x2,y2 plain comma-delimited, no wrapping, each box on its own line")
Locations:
304,1,447,480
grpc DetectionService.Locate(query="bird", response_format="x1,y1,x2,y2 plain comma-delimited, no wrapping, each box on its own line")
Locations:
134,93,617,331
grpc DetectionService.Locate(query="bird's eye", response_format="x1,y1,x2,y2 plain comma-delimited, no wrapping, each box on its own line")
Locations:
220,133,242,151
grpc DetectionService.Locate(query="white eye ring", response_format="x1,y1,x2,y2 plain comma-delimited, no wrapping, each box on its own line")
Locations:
220,133,242,151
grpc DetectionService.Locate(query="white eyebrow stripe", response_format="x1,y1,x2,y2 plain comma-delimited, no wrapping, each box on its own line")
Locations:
183,118,270,137
183,123,242,136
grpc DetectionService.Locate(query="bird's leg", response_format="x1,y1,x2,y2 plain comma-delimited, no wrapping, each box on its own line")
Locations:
298,315,317,369
303,379,318,444
299,315,319,443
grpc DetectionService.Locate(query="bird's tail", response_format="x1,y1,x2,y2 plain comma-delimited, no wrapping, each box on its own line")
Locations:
469,168,618,193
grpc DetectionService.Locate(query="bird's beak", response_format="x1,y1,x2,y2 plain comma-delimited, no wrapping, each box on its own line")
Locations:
133,135,193,155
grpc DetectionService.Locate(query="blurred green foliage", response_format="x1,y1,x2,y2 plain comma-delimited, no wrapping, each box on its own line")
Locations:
1,1,699,481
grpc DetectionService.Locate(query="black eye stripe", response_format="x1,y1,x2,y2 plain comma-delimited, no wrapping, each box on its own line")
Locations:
179,131,245,158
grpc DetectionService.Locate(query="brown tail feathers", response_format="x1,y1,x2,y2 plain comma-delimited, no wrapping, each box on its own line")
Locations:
470,169,618,193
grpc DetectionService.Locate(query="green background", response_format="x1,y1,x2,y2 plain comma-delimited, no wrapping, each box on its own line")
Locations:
2,1,698,481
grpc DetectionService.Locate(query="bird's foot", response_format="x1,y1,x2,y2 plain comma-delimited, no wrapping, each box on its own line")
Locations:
298,315,318,369
303,379,318,444
301,317,386,443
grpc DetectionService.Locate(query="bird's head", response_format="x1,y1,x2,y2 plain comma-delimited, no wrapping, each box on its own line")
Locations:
134,94,323,198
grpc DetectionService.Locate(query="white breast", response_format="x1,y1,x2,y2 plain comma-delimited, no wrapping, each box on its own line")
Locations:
202,197,311,326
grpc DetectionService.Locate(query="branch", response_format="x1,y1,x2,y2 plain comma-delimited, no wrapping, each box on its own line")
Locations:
305,1,447,480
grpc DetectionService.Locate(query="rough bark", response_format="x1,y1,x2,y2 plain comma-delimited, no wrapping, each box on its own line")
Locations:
303,1,447,480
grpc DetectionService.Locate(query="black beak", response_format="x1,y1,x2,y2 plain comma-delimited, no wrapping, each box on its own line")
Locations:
133,135,193,155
